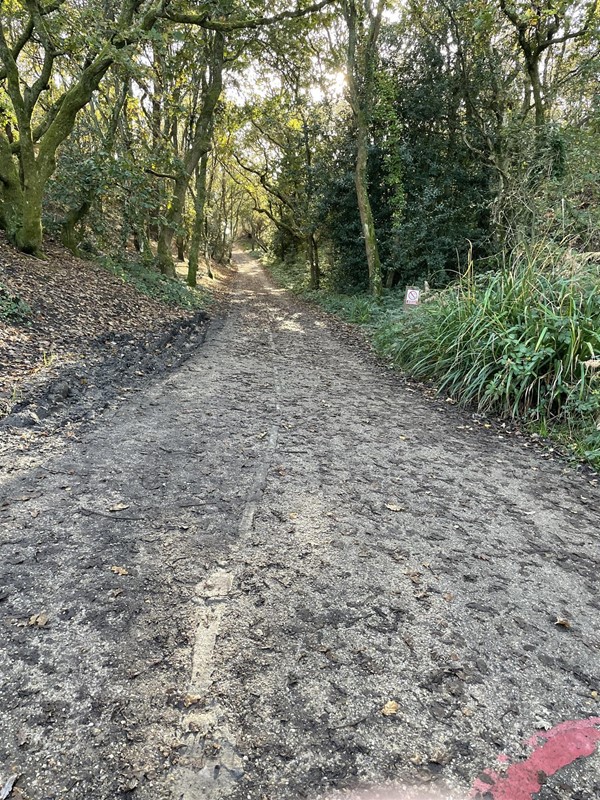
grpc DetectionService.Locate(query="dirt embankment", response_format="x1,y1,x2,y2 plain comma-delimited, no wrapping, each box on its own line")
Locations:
0,235,231,447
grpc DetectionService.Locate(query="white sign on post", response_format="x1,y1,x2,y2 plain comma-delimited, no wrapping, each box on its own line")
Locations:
404,287,421,309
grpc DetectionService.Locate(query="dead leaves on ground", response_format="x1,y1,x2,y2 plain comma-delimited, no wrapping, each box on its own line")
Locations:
382,700,400,716
555,617,572,629
13,611,49,628
28,612,49,627
109,502,130,512
110,565,129,576
183,693,202,708
0,233,189,407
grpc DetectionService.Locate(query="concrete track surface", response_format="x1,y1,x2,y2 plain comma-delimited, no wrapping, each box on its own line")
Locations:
1,252,599,800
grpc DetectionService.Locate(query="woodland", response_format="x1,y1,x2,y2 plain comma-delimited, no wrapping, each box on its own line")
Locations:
1,0,600,464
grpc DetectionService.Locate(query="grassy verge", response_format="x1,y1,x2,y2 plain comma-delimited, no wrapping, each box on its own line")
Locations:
101,256,208,311
266,246,600,471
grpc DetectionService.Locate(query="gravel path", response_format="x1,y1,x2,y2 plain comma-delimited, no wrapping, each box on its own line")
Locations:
1,252,599,800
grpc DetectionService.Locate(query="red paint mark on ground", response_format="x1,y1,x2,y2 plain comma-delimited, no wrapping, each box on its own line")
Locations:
470,717,600,799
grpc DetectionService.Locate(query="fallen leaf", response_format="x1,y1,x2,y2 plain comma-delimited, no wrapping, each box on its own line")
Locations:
385,503,406,512
442,592,454,602
555,617,572,629
109,502,130,512
110,566,129,576
382,700,400,716
28,612,49,627
183,693,202,708
430,748,449,765
0,774,18,800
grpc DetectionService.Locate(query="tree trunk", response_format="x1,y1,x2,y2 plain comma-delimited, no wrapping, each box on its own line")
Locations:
354,115,382,298
61,198,92,254
308,234,320,290
17,177,45,255
0,137,25,247
343,0,385,299
156,231,176,276
187,154,208,287
0,132,44,254
526,57,545,135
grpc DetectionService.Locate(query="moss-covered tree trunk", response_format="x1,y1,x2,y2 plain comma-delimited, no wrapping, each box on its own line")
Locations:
12,146,45,255
343,0,386,299
61,199,92,254
354,111,381,298
0,136,25,246
187,153,209,287
0,47,115,254
20,185,44,253
0,0,164,255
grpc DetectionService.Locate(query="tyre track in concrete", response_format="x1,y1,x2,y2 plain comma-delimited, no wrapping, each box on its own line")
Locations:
1,251,599,800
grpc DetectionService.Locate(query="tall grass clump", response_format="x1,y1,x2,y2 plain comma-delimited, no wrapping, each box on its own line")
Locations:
374,244,600,434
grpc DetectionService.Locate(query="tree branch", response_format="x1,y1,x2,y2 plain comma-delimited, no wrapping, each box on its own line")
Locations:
0,0,64,81
164,0,334,31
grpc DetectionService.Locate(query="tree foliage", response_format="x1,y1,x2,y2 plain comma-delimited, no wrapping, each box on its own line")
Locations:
0,0,598,300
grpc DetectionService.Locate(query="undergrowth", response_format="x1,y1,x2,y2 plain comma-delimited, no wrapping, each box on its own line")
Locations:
101,256,207,310
377,245,600,468
0,283,32,323
267,245,600,470
265,252,390,324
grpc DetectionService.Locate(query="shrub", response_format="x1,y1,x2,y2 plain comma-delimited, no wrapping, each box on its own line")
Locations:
373,244,600,426
0,284,32,323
